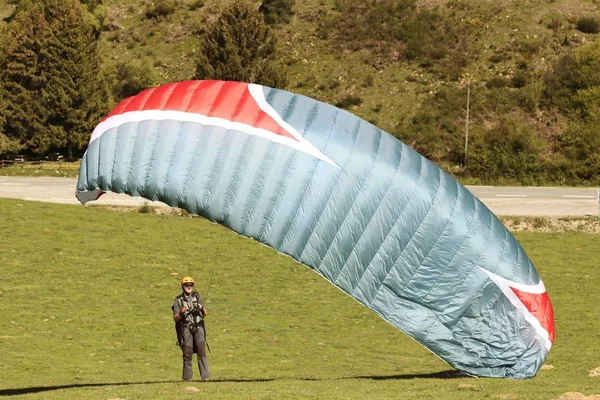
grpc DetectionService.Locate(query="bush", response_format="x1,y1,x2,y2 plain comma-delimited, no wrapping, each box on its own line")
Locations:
576,17,600,34
145,1,176,20
546,18,562,31
138,202,156,214
554,117,600,183
188,0,204,11
335,95,362,109
486,76,510,89
511,71,528,88
489,53,505,63
362,75,374,88
467,117,546,183
397,85,467,165
111,59,158,101
512,80,544,113
519,39,540,56
544,41,600,111
259,0,295,25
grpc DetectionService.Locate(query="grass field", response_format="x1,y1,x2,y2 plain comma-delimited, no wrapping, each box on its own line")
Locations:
0,198,599,399
0,162,80,178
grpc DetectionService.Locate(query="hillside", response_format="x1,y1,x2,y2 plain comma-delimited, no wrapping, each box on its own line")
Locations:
97,0,600,128
1,0,599,184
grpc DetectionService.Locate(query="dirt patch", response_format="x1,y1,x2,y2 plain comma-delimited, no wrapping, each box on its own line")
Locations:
90,204,195,217
589,367,600,377
541,364,555,370
184,386,200,392
556,393,600,400
501,217,600,234
495,395,517,399
458,383,482,391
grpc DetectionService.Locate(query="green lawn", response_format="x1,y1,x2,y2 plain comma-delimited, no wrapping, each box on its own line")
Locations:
0,198,598,399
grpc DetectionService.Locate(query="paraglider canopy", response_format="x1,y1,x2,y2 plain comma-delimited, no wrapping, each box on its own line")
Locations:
76,80,555,379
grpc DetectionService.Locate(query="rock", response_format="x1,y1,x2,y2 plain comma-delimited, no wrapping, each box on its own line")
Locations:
556,392,600,400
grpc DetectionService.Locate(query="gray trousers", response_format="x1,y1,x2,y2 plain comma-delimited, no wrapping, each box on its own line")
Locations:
181,324,210,381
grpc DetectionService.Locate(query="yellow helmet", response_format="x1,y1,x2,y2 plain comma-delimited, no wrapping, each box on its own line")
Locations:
181,276,195,286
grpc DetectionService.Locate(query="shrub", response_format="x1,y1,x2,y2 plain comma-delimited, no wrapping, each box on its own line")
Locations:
546,18,562,31
511,71,528,88
335,95,363,109
576,17,600,34
486,76,510,89
467,117,546,183
188,0,204,11
362,75,374,88
145,1,176,20
489,53,505,63
138,202,156,214
532,217,549,229
519,40,540,56
259,0,295,25
111,59,158,101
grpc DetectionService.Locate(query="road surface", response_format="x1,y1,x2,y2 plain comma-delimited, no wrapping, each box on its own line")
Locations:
0,176,598,216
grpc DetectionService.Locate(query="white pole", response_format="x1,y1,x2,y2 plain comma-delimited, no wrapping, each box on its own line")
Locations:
597,188,600,218
464,82,470,167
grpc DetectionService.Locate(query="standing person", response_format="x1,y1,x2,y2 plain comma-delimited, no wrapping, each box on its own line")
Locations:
172,276,210,381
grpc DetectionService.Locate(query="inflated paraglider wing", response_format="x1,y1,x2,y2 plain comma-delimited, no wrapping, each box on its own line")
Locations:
76,80,554,378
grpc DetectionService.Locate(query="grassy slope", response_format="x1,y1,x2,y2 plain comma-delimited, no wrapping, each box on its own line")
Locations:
95,0,600,133
0,198,599,399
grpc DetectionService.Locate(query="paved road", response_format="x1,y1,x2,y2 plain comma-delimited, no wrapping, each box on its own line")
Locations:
0,176,168,208
0,176,598,216
466,186,599,217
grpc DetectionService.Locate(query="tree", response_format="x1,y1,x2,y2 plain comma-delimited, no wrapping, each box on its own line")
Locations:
0,0,110,158
0,83,23,156
111,59,158,101
259,0,295,25
544,41,600,183
0,5,54,155
194,1,287,88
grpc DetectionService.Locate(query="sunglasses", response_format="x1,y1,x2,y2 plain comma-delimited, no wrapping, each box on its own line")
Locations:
183,283,194,288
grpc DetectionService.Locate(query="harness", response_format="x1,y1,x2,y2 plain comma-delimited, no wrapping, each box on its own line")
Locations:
173,291,210,352
178,292,204,330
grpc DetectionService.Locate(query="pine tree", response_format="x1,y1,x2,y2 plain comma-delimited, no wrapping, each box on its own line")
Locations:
0,5,54,155
194,1,288,88
259,0,295,25
42,0,111,159
0,79,23,156
0,0,110,158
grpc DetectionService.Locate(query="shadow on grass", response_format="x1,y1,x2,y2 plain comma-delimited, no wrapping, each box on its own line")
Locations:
0,371,467,396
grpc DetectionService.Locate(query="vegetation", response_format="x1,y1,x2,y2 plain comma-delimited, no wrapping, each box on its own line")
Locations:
576,16,600,34
0,0,109,159
193,1,288,88
0,160,80,177
1,198,599,398
111,58,158,102
1,0,599,185
259,0,295,25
